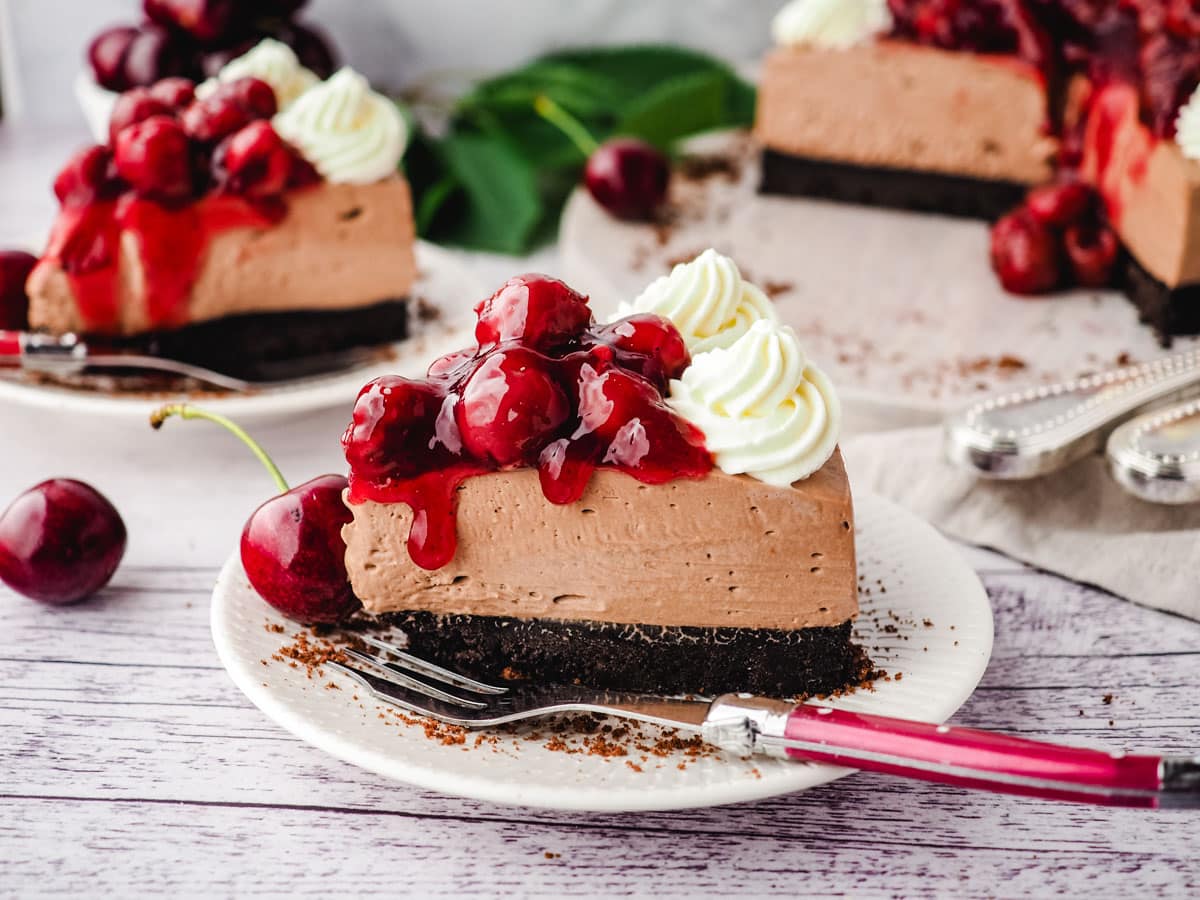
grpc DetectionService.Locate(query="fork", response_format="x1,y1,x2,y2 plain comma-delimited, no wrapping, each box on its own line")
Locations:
329,635,1200,808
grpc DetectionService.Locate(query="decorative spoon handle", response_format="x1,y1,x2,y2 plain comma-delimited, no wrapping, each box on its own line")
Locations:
944,349,1200,479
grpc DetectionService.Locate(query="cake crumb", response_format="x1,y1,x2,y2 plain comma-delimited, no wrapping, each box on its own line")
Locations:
1102,693,1114,705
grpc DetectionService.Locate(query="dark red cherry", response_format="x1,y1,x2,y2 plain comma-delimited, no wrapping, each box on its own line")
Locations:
181,77,276,143
595,313,690,387
456,349,569,466
0,250,37,330
990,210,1061,295
342,376,448,482
272,21,337,78
1025,181,1093,228
122,23,192,87
240,474,360,624
149,77,196,110
114,115,194,202
474,273,592,350
584,137,670,221
427,347,478,380
53,145,120,208
0,479,127,605
144,0,238,44
213,121,293,197
88,26,139,91
1064,223,1120,288
109,87,174,144
152,405,359,625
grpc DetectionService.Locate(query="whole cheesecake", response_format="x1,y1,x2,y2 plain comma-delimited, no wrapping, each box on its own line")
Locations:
25,40,415,379
340,250,873,697
757,0,1200,340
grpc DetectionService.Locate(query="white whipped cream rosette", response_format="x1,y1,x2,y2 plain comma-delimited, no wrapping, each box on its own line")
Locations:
196,38,319,109
771,0,893,50
668,319,841,486
273,67,408,184
613,249,778,354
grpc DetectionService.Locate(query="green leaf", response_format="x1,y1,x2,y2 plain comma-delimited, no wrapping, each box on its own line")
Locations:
615,69,730,149
433,133,543,254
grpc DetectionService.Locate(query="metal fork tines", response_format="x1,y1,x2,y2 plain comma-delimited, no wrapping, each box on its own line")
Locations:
944,348,1200,479
328,638,710,730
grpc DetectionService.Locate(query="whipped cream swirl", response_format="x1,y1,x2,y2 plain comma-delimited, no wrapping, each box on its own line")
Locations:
1176,85,1200,160
613,249,778,354
771,0,893,49
273,67,408,184
196,38,318,109
668,320,840,486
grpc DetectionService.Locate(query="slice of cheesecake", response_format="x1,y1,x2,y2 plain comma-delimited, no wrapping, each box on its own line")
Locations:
24,43,415,378
757,41,1056,219
340,251,873,698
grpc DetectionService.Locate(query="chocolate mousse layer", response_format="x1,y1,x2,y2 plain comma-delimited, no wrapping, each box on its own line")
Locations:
28,176,417,336
344,451,862,696
756,42,1056,217
344,451,856,629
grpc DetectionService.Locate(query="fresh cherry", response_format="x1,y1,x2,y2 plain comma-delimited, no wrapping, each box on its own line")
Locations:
88,26,139,91
990,210,1062,295
144,0,239,45
594,313,690,388
122,23,191,87
474,274,592,350
0,251,37,330
342,376,448,482
108,87,174,145
181,77,276,144
584,137,671,221
0,479,127,605
1025,181,1093,228
456,348,570,466
53,145,120,208
149,77,197,110
114,115,194,202
152,405,360,624
213,121,293,197
1064,223,1120,287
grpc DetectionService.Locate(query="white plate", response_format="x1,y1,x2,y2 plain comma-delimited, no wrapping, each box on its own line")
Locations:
560,134,1198,430
211,491,994,812
0,242,482,423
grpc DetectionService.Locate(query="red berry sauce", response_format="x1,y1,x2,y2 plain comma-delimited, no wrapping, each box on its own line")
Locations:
342,274,712,570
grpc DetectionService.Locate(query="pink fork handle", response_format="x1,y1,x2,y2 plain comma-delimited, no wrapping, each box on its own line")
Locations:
781,705,1167,806
0,330,22,361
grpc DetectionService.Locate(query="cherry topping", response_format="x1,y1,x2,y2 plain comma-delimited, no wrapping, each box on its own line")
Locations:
88,26,139,91
213,121,293,197
54,145,121,208
149,77,197,110
457,349,570,466
990,209,1062,295
474,274,593,350
109,87,175,145
152,405,360,624
344,274,712,570
0,250,37,330
181,78,276,144
122,23,191,87
144,0,239,44
343,376,448,482
0,479,127,605
584,138,671,221
1064,222,1120,287
114,115,194,202
594,313,690,388
1025,181,1093,228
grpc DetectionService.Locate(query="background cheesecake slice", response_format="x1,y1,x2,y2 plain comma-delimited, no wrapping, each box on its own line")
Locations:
24,43,415,378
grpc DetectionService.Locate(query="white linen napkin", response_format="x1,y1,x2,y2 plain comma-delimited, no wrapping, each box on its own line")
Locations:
842,426,1200,620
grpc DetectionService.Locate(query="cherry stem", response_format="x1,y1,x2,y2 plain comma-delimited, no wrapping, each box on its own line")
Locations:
150,404,290,494
533,94,599,157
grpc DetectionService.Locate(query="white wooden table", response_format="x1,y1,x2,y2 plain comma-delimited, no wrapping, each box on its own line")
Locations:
2,127,1199,898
